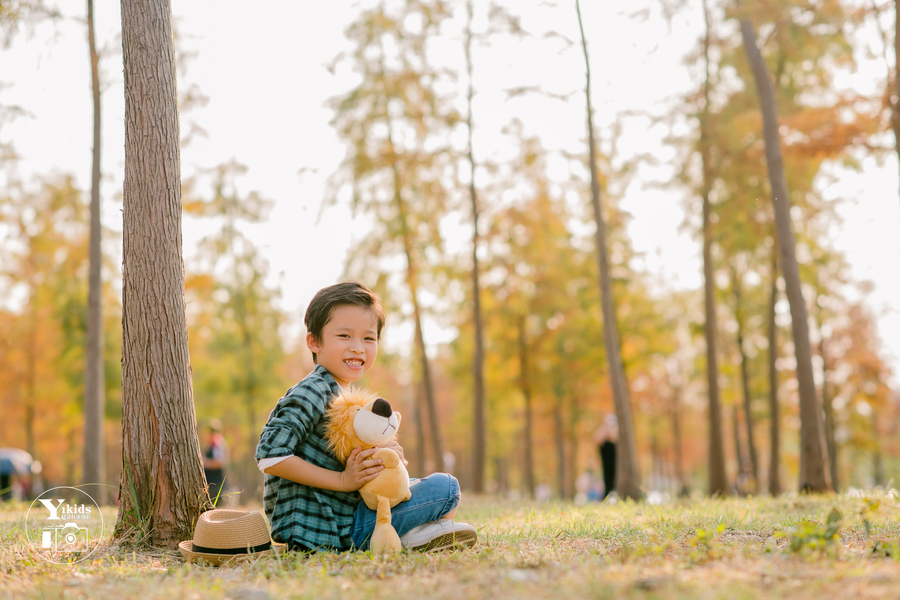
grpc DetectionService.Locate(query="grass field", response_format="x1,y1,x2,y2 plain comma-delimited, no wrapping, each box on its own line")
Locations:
1,492,899,599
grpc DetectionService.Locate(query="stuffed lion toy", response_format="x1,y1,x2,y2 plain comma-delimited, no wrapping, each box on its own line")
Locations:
325,389,411,554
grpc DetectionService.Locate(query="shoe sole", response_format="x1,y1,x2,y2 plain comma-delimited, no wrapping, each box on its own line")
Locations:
411,530,477,552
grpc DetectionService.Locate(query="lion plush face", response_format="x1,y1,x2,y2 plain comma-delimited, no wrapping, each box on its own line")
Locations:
325,389,402,464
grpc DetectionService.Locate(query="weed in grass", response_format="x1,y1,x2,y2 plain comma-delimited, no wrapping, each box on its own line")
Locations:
687,524,724,563
779,506,842,556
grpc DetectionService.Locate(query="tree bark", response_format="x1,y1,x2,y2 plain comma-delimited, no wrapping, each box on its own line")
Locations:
669,381,688,495
381,62,445,474
767,252,782,496
732,268,759,487
465,0,486,493
741,18,831,492
576,0,641,501
740,16,831,492
817,315,839,491
83,0,106,507
518,316,534,499
701,0,729,497
116,0,210,547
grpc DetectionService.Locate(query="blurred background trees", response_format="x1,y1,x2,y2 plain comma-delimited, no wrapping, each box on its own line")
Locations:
1,0,899,505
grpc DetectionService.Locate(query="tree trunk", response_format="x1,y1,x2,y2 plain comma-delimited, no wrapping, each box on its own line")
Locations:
552,389,566,499
871,412,883,486
701,0,729,497
732,268,760,487
669,381,688,495
465,0,486,493
383,100,445,474
518,316,534,499
740,16,831,492
83,0,106,506
412,316,444,472
116,0,210,547
767,252,782,496
817,315,839,491
576,0,641,500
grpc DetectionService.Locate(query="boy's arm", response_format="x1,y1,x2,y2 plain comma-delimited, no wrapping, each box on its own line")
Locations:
264,447,384,492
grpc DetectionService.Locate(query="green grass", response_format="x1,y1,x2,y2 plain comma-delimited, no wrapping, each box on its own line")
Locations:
1,492,899,599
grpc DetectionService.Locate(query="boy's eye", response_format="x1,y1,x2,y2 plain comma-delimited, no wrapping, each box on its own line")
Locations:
365,337,376,342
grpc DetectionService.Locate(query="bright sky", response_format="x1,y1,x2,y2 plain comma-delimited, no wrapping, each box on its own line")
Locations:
2,0,898,387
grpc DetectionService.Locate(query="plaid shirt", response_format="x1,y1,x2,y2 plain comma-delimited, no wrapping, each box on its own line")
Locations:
255,365,359,551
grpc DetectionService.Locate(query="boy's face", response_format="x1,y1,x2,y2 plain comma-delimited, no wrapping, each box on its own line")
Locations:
306,304,379,388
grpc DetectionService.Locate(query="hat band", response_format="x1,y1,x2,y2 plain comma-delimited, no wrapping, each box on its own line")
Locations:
191,541,272,555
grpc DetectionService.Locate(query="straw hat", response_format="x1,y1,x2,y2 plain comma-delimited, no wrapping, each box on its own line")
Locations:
178,509,285,566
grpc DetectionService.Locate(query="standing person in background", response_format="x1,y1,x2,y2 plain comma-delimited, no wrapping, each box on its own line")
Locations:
593,414,619,500
203,419,229,503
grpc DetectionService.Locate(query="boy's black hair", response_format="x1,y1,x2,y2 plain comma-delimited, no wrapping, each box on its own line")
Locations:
304,281,385,364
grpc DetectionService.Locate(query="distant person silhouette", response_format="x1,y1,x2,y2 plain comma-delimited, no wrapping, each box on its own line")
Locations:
203,419,229,503
593,414,618,500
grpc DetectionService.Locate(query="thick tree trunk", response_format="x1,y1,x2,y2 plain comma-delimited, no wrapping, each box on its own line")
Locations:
732,269,759,487
116,0,210,547
576,0,641,500
701,0,729,497
465,0,486,493
518,316,535,499
767,253,782,496
83,0,106,506
740,17,831,492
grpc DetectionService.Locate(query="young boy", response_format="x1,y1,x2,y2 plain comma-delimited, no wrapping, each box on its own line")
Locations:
256,281,476,552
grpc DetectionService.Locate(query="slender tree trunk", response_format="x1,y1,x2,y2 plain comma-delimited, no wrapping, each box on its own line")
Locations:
465,0,486,493
701,0,729,497
412,316,444,472
552,388,566,499
576,0,640,500
412,381,426,478
116,0,210,547
767,252,782,496
83,0,107,507
871,412,883,486
740,16,831,492
731,405,745,492
382,85,445,474
26,279,37,462
732,268,760,487
817,316,839,491
669,382,688,495
518,316,534,499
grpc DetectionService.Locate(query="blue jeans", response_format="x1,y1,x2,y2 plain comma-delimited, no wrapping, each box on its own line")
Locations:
350,473,460,551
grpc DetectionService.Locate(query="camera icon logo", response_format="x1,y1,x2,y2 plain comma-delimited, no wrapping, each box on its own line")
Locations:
26,487,103,564
42,522,89,553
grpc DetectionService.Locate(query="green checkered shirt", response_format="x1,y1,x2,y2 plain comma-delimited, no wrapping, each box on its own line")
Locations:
255,365,360,551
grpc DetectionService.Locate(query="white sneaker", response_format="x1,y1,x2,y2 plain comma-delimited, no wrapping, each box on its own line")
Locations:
400,519,477,552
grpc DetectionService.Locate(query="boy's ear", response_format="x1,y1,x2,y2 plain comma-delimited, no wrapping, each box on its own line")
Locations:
306,331,320,353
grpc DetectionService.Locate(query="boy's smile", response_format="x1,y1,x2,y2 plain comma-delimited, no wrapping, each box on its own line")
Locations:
307,304,379,388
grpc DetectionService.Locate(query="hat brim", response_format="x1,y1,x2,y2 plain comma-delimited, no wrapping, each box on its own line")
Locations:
178,540,286,566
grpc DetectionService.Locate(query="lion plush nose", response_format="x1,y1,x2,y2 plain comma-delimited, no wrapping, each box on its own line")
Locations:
372,397,392,418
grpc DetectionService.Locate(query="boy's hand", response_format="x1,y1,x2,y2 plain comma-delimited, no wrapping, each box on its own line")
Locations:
381,440,409,466
340,447,383,492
